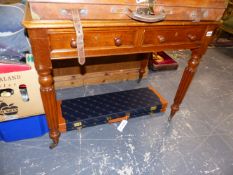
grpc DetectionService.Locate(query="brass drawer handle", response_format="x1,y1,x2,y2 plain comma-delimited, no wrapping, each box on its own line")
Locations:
114,37,122,47
157,35,166,43
70,38,77,48
187,34,197,41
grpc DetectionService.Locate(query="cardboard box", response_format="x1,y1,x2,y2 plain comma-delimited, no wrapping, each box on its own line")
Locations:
0,55,44,122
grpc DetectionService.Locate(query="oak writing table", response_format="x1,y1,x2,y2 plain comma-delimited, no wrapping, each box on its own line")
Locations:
23,5,219,148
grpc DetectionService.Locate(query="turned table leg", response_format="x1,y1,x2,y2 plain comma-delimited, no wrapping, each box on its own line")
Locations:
169,49,202,120
138,53,150,83
38,67,60,149
28,29,61,148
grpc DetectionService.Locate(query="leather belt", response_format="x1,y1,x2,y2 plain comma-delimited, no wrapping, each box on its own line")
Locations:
71,9,85,65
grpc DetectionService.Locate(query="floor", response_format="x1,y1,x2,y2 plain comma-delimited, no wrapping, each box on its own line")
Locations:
0,47,233,175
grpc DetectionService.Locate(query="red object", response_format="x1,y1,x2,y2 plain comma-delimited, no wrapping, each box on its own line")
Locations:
149,52,178,71
0,63,31,74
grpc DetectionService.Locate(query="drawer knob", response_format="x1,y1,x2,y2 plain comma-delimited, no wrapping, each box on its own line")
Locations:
157,35,166,43
70,38,77,48
187,34,197,41
114,37,122,47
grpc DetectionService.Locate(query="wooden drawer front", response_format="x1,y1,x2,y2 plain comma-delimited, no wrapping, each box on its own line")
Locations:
143,26,206,46
49,29,137,52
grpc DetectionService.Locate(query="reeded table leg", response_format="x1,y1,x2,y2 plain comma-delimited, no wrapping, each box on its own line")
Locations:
38,67,61,149
28,29,61,148
169,49,202,120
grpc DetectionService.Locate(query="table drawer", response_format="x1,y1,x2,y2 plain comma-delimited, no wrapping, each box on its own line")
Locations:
49,28,138,58
48,26,207,59
143,26,206,46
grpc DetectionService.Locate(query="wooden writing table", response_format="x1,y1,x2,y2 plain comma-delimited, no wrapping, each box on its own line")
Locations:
23,6,219,148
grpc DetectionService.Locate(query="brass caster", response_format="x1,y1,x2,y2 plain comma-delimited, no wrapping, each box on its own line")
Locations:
168,115,172,122
137,78,142,83
49,142,58,149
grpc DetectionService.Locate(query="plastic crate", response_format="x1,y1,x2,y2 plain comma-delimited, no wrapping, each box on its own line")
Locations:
0,114,48,142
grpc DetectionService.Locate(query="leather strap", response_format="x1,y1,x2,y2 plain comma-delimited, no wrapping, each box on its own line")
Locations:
71,9,85,65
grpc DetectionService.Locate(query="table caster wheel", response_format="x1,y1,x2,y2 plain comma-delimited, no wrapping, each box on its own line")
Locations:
137,78,142,83
49,142,58,149
168,116,172,122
